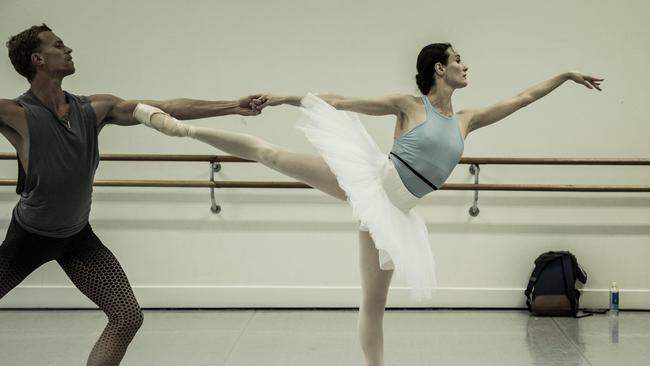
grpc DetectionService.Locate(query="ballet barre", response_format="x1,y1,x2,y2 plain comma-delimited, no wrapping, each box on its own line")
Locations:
1,153,649,216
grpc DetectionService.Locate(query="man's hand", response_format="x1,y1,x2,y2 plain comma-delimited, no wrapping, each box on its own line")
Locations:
236,95,268,116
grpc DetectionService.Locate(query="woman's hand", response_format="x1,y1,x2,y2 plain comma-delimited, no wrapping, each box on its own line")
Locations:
566,72,604,91
257,95,302,110
260,94,286,107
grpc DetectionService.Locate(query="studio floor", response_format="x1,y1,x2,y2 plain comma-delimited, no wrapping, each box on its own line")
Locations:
0,309,648,365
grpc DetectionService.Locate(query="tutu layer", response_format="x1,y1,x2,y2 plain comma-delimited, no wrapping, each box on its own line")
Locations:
295,94,436,301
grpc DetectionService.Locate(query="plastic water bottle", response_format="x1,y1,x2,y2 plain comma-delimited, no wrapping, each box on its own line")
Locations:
609,282,619,316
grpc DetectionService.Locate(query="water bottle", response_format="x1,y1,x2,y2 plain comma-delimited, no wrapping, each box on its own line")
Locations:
609,282,619,316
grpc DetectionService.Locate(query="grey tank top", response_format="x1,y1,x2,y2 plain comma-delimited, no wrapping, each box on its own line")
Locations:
389,95,464,198
14,90,99,238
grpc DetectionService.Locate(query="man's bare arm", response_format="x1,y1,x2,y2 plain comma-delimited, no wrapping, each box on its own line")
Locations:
89,94,265,127
0,99,28,137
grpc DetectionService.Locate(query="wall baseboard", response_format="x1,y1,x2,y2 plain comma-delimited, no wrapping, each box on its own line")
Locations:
1,286,647,309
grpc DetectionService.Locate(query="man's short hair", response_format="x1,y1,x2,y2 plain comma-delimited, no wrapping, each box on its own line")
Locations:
6,24,52,82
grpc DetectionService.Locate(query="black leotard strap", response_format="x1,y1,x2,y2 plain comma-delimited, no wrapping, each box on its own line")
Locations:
389,152,438,191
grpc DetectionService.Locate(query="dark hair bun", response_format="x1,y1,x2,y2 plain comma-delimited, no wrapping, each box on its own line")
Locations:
415,73,432,95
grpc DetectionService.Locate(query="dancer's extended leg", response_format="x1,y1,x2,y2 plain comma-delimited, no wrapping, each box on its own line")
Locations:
358,230,393,366
58,227,143,366
134,104,346,200
1,218,142,366
192,127,346,200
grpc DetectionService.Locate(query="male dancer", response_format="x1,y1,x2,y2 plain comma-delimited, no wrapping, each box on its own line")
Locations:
0,24,263,365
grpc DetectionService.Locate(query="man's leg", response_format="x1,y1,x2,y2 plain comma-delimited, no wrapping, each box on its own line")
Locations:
0,217,53,300
57,226,143,366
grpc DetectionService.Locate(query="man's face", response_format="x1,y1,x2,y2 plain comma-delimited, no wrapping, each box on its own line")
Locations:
33,31,75,79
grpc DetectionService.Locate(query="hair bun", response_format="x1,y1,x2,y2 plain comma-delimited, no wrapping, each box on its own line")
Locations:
415,74,430,94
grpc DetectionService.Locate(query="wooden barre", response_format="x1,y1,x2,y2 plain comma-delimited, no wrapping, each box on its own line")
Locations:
1,153,650,165
0,179,648,192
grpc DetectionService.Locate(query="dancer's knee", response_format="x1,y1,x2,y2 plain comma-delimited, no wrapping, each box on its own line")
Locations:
108,305,144,336
126,308,144,333
130,308,144,331
361,299,388,316
256,143,282,167
361,287,390,311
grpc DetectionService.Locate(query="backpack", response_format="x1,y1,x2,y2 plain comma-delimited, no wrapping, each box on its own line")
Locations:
524,251,587,317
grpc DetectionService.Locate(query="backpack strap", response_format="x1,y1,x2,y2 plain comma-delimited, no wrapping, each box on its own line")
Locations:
575,312,594,318
569,253,588,284
525,259,554,311
560,255,581,315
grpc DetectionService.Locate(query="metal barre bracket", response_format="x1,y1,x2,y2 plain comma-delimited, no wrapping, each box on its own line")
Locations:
209,162,221,213
469,164,480,217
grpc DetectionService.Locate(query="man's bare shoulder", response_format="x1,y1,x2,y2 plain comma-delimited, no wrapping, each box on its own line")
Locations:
0,98,21,110
87,94,126,126
88,94,122,104
0,99,26,127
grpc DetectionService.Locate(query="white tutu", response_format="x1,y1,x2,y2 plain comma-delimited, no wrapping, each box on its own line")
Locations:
295,94,436,301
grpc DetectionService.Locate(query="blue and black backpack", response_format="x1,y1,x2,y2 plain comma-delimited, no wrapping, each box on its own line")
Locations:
524,251,588,317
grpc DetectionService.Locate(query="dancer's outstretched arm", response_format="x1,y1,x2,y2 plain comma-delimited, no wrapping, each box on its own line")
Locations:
261,94,410,116
88,94,266,129
459,71,603,135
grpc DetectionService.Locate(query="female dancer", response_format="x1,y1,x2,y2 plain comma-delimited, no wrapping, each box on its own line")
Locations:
134,43,602,365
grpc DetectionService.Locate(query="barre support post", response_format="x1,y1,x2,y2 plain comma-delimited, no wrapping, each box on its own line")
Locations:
469,164,480,217
210,162,222,213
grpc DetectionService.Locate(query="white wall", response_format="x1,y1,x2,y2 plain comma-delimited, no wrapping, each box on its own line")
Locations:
0,0,648,309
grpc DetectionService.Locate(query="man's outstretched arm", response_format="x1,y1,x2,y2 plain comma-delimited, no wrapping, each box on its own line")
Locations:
90,94,266,127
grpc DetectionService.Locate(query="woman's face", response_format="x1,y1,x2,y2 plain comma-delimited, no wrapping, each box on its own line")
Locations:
440,48,468,89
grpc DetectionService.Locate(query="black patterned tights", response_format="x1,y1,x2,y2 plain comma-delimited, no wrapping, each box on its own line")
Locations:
0,216,143,366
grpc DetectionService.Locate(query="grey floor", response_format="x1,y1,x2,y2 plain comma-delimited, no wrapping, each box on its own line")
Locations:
0,310,648,366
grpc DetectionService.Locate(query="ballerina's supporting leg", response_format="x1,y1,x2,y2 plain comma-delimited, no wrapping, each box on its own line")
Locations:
358,230,393,366
194,124,395,366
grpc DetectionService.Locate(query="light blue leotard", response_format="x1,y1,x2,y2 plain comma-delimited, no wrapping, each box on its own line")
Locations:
389,95,464,198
